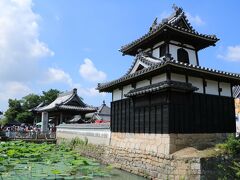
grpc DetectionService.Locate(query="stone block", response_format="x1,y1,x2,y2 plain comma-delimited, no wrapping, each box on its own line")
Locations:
191,163,200,170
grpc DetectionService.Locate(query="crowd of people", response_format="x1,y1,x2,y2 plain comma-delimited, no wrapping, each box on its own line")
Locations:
0,124,56,139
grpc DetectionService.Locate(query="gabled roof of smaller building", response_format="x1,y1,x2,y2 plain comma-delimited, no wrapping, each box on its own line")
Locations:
120,5,219,55
97,101,110,115
85,101,111,121
97,55,240,92
36,89,96,112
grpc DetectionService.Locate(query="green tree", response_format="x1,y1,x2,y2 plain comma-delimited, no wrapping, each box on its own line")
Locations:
16,111,33,124
3,89,61,124
41,89,60,105
22,94,42,110
4,99,22,122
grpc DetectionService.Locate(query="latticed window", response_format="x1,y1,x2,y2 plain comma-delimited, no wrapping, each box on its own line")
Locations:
177,48,189,63
160,44,167,57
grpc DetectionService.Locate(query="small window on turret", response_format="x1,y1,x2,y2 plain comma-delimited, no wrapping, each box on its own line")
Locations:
160,44,167,57
136,64,145,72
177,48,189,63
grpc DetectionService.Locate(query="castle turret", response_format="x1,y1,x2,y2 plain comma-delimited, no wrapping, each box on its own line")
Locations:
97,5,240,155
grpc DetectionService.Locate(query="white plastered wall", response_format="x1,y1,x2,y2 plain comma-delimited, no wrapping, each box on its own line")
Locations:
188,76,203,93
171,73,186,82
205,80,218,95
219,82,231,97
122,85,133,98
112,89,122,101
152,48,159,58
169,43,197,65
152,73,167,84
136,80,150,88
151,41,165,58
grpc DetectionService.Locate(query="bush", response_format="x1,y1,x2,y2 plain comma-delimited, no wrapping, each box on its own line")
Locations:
216,134,240,155
69,137,88,150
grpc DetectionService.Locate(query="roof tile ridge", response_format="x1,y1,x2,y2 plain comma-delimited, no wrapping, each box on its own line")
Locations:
167,24,218,40
60,90,76,105
172,59,240,78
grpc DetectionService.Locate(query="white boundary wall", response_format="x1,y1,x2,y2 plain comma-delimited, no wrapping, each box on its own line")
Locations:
57,124,111,145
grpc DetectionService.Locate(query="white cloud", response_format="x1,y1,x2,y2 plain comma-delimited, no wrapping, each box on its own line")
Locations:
0,0,54,82
73,83,105,97
43,68,105,97
0,0,53,110
79,58,107,82
0,81,32,111
186,12,205,26
45,68,73,86
218,45,240,62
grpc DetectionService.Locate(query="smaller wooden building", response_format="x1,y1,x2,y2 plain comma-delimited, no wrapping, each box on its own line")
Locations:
35,88,96,131
85,101,111,123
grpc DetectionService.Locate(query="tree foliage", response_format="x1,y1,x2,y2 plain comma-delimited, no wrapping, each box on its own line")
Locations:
22,94,42,110
3,89,61,124
16,111,33,124
4,99,23,123
42,89,60,105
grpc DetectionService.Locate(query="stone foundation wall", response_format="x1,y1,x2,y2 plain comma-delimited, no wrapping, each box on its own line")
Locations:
110,133,172,155
105,145,201,179
57,130,231,179
103,133,229,179
170,133,228,153
110,133,228,155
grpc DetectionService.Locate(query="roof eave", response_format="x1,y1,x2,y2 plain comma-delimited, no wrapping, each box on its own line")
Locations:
120,24,219,55
97,62,240,92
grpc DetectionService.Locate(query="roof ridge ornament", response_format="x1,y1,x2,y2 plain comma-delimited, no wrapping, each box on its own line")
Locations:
149,17,158,32
136,48,144,57
163,53,173,61
172,4,183,14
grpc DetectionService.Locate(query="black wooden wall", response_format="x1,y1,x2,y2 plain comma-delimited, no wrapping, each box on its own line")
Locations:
111,92,236,133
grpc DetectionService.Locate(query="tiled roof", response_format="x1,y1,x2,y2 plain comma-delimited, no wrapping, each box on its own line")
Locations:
58,105,96,112
36,89,93,112
120,6,218,54
125,52,163,75
166,5,193,31
97,102,110,115
37,91,74,111
97,56,240,92
68,115,82,123
29,102,45,112
125,80,198,97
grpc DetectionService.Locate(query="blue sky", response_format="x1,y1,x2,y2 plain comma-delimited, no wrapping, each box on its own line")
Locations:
0,0,240,111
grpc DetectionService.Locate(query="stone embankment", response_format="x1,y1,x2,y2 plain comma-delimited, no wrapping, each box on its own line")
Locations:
56,126,231,179
75,141,227,180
